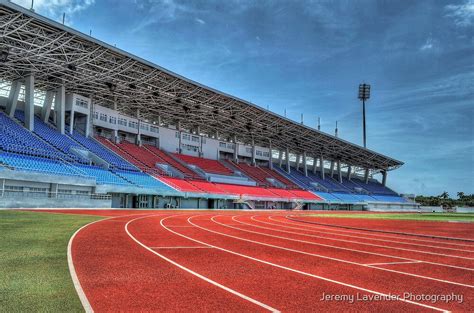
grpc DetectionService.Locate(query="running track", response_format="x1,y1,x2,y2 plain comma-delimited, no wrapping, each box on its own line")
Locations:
44,210,474,312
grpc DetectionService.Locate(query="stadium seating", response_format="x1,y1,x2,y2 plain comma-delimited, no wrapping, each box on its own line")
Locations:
70,132,137,171
189,180,230,194
228,161,278,187
159,177,204,192
15,111,89,164
174,154,234,176
145,145,202,179
0,112,67,161
215,183,278,198
0,152,88,177
312,191,342,202
75,165,131,185
353,178,398,196
273,166,317,190
114,170,176,190
289,189,322,200
260,167,299,189
113,141,169,175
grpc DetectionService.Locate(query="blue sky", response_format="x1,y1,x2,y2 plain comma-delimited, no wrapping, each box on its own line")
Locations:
14,0,474,196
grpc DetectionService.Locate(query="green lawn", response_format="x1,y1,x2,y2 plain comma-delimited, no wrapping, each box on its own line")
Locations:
305,213,474,222
0,210,103,312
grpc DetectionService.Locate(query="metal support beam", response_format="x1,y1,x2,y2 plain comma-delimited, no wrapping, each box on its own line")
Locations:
86,96,93,137
278,150,283,167
364,168,370,184
295,154,301,171
24,74,35,131
69,109,75,134
136,109,142,146
251,139,256,166
337,160,342,183
303,152,308,176
233,135,238,163
382,170,387,186
320,155,325,180
41,90,54,122
6,80,21,118
285,148,291,174
268,141,273,170
312,156,318,174
347,165,352,180
55,84,66,134
330,161,335,178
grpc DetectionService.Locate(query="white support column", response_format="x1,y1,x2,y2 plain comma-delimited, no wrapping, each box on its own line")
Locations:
114,129,119,143
285,148,291,174
364,168,370,184
312,156,318,174
278,150,283,167
251,139,256,166
136,109,142,146
295,154,301,171
303,152,308,176
233,135,239,163
55,84,66,134
320,155,325,180
347,165,352,179
69,109,75,134
24,74,35,131
268,141,273,170
41,90,54,122
330,161,335,177
337,160,342,183
6,80,21,117
382,170,387,186
86,96,93,137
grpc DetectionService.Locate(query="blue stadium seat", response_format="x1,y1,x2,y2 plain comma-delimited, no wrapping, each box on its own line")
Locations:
113,170,176,191
69,131,137,171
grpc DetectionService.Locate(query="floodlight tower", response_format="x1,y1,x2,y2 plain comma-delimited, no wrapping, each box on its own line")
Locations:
358,83,371,148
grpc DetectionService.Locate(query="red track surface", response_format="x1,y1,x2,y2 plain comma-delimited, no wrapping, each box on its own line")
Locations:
48,210,473,312
288,215,474,240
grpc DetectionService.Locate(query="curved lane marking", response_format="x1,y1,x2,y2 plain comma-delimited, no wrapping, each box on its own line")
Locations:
163,214,449,312
125,214,280,313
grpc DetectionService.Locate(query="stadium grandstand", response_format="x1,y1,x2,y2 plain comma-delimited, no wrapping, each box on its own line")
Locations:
0,1,416,210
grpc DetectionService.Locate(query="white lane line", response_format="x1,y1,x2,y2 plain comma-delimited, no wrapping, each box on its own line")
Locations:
244,217,474,261
68,220,99,313
258,216,474,253
286,214,474,244
211,215,474,288
125,215,280,313
271,215,474,248
365,261,423,266
150,246,213,249
232,216,474,272
167,215,449,312
68,213,155,313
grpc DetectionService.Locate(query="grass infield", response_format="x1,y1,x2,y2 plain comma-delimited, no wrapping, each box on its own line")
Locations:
0,210,102,312
305,213,474,222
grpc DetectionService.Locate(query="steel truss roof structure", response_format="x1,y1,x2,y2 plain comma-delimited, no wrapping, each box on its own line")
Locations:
0,1,403,171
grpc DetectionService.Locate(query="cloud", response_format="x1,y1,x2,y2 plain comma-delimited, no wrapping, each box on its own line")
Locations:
12,0,95,24
195,18,205,25
420,37,434,51
445,0,474,26
419,36,440,52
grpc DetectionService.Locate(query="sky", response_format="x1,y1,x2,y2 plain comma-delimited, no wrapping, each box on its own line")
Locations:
12,0,474,196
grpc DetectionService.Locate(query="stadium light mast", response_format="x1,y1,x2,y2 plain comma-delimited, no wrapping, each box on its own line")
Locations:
358,83,371,148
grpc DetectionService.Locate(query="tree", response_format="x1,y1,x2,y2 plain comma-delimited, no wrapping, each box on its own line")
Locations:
439,192,449,199
457,192,465,199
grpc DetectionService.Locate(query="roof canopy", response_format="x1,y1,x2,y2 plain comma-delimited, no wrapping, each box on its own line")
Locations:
0,1,403,171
